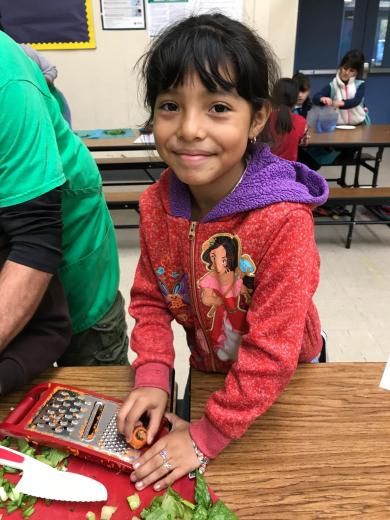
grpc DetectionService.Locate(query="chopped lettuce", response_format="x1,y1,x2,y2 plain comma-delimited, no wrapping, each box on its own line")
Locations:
127,493,141,510
35,446,69,468
139,471,237,519
100,505,118,519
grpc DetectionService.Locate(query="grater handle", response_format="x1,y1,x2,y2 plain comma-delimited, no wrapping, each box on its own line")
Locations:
4,384,50,425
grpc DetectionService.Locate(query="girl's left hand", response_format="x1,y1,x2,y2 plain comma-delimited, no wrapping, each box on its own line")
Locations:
130,412,200,491
333,100,345,108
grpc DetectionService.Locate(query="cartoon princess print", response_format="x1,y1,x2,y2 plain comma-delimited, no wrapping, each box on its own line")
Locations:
198,233,256,362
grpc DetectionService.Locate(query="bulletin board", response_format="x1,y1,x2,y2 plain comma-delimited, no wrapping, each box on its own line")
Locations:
0,0,96,50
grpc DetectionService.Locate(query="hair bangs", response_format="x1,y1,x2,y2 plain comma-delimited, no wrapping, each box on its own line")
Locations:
156,29,238,96
139,13,280,141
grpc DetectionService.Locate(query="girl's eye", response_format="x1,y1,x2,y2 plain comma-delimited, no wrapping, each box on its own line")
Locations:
160,102,178,112
210,104,230,113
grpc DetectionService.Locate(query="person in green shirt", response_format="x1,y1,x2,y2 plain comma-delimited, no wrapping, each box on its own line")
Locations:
0,32,128,388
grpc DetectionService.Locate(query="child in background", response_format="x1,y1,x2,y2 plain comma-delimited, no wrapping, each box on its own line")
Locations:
292,72,312,118
312,49,367,126
270,78,309,161
117,13,328,490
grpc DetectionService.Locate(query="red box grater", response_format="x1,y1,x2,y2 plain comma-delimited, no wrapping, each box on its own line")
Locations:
0,383,166,473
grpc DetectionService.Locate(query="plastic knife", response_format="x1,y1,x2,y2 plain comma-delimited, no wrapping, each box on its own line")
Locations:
0,445,107,502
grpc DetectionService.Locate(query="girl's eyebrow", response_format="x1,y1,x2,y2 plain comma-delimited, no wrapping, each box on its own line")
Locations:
158,87,239,98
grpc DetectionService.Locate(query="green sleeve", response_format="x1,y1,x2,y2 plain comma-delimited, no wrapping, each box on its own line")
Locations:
0,80,65,208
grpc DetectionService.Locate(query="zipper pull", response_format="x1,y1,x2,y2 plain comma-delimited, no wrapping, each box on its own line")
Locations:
188,221,196,240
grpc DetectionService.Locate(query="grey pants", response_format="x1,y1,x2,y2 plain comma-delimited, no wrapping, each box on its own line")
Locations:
57,291,129,366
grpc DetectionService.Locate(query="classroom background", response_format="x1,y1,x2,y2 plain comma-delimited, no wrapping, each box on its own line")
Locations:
18,0,390,377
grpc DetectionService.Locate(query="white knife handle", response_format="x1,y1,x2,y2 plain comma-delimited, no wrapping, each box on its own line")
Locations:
0,446,26,470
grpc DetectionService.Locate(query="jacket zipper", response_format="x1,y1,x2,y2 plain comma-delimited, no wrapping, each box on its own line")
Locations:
188,221,216,371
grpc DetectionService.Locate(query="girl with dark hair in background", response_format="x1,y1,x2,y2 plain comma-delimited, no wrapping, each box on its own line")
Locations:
312,49,368,126
270,78,309,161
292,72,312,118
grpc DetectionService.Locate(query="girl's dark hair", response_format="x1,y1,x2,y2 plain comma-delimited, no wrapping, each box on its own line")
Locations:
271,78,299,134
292,72,310,92
139,13,279,143
339,49,365,78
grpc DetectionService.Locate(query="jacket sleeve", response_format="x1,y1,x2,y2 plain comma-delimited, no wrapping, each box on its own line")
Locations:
190,208,321,458
312,84,331,105
341,82,365,109
129,210,175,395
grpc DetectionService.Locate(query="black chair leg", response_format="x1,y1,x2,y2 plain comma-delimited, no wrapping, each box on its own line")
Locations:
319,331,328,363
175,370,191,422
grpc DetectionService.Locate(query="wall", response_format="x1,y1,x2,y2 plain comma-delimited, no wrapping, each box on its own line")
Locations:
42,0,299,129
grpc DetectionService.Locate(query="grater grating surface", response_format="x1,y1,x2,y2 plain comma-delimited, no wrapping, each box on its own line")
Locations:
27,389,141,463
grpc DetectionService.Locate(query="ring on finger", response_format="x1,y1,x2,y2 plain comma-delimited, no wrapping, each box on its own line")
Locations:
159,449,169,462
162,460,172,471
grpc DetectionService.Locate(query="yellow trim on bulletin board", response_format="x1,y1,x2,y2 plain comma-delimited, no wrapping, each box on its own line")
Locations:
29,0,96,50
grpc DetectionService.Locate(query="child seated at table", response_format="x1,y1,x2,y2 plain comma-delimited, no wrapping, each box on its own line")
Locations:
117,13,328,491
304,50,368,170
270,78,309,161
312,49,368,127
292,72,312,119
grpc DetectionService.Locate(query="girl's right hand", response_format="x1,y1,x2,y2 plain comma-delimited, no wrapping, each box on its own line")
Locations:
320,97,333,106
117,387,168,445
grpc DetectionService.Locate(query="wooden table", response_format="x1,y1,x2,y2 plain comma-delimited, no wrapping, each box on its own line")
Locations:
83,130,154,152
3,365,390,518
191,363,390,519
309,124,390,187
309,124,390,148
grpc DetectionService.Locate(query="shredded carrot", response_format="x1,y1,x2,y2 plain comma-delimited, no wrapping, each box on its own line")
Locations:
127,425,147,449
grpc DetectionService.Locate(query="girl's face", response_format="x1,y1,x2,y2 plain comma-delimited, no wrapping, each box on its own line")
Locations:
153,72,268,202
297,89,309,105
340,66,358,82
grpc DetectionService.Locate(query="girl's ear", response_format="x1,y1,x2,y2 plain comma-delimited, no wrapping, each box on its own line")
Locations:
249,100,272,140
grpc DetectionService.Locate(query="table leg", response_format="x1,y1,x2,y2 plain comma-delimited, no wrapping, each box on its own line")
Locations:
372,146,384,187
346,204,357,248
353,148,362,187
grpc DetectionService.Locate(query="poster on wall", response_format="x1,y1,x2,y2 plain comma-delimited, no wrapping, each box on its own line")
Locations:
101,0,146,29
0,0,95,50
147,0,242,36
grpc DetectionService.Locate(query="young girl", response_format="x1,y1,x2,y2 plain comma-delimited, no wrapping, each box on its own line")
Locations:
270,78,309,161
117,13,328,491
292,72,312,119
312,49,367,126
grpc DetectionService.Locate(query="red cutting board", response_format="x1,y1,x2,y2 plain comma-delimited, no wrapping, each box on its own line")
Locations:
2,456,217,519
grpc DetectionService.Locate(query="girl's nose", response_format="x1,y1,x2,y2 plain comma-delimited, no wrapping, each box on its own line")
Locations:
177,111,205,141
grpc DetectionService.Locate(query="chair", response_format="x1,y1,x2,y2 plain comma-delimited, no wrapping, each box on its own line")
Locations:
319,330,328,363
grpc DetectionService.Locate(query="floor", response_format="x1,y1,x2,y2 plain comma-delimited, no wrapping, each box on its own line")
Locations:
109,148,390,394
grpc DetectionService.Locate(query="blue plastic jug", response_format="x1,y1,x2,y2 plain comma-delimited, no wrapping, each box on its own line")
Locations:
316,106,339,133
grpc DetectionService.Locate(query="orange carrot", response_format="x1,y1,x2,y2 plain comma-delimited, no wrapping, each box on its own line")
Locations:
127,425,147,449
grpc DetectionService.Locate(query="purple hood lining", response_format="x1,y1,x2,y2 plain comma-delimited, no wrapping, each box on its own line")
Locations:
168,144,329,222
